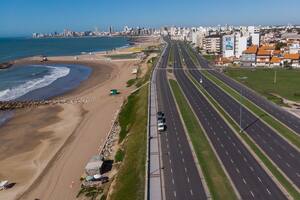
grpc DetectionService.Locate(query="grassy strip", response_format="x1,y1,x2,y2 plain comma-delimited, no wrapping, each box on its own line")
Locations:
126,78,137,87
168,44,174,66
188,73,300,199
225,68,300,103
110,85,148,200
184,43,200,66
169,79,238,200
115,149,125,162
202,70,300,149
106,53,136,59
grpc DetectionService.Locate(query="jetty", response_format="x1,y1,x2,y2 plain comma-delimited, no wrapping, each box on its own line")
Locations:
0,98,88,111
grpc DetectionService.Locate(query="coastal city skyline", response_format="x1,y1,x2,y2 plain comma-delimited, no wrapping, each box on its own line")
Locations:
1,0,300,36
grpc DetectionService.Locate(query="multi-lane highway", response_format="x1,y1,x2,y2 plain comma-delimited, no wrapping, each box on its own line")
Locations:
190,44,300,135
173,42,287,199
155,41,207,199
179,42,300,188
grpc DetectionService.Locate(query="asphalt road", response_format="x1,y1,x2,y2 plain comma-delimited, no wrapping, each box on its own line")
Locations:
156,41,207,200
192,44,300,135
173,42,287,200
179,43,300,188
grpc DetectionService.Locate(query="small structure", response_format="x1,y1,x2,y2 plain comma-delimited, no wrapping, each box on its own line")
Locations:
0,180,9,191
41,56,48,62
85,155,104,176
110,89,120,95
131,68,138,74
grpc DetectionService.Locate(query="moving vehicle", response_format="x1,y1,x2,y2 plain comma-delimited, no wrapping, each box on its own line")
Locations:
157,111,166,132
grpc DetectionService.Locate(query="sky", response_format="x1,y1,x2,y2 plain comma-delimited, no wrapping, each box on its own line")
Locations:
1,0,300,36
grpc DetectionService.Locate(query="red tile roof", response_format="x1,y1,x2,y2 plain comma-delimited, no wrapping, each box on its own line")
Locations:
284,54,300,60
244,45,258,54
270,56,282,63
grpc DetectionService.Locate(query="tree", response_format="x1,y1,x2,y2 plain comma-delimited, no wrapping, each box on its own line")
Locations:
275,42,286,50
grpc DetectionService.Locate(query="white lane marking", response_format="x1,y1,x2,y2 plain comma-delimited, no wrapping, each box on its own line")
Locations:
182,158,185,163
171,168,173,174
257,176,262,183
250,191,255,198
277,154,282,159
169,159,172,164
286,163,291,168
230,159,234,164
174,191,177,197
290,153,295,158
184,167,187,173
180,150,183,155
266,188,271,195
190,189,194,196
250,166,254,172
243,157,248,162
236,168,240,174
187,177,190,183
172,178,175,184
296,173,300,177
243,178,247,184
225,151,229,156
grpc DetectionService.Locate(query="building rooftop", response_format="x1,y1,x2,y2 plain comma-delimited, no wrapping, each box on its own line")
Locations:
243,45,258,54
284,53,300,60
257,49,271,56
270,56,282,63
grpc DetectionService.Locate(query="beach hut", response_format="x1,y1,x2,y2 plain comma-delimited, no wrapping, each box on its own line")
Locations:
85,155,104,176
0,180,9,190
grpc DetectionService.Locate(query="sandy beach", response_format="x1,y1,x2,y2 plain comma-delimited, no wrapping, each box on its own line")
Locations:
0,36,160,200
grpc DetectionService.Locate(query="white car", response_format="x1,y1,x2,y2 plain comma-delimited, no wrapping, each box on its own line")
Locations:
158,124,165,132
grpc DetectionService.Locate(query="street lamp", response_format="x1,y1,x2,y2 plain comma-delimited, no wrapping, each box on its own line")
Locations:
238,76,248,133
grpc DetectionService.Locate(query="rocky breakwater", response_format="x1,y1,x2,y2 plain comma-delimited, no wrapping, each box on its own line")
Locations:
0,62,13,69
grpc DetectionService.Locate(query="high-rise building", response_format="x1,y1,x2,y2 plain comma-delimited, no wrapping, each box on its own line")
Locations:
222,35,235,57
235,33,249,58
204,35,222,54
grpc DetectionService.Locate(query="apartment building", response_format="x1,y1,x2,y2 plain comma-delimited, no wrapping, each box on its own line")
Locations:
203,35,221,54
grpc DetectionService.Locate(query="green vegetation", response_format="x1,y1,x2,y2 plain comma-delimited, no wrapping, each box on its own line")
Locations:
225,68,300,103
185,43,200,66
126,78,137,87
115,149,125,162
136,56,159,87
169,79,238,200
203,55,216,62
106,53,136,60
77,186,104,200
168,45,174,66
187,73,300,199
202,70,300,150
110,85,148,200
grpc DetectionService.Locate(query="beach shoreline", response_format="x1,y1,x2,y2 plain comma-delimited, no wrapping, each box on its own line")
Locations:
0,35,160,200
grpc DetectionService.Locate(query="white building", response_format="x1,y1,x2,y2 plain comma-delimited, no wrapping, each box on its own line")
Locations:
222,35,235,57
204,35,221,54
235,33,249,58
250,33,260,46
289,43,300,54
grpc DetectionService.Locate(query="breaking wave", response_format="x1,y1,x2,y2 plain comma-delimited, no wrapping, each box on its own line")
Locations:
0,66,70,101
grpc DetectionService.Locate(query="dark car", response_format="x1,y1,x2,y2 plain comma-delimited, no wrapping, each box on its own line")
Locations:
157,111,165,120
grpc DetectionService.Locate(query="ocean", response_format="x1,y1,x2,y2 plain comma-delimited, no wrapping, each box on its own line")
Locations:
0,37,130,125
0,36,130,63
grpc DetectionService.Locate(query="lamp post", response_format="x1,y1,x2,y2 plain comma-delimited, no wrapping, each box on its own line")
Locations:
238,76,248,133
